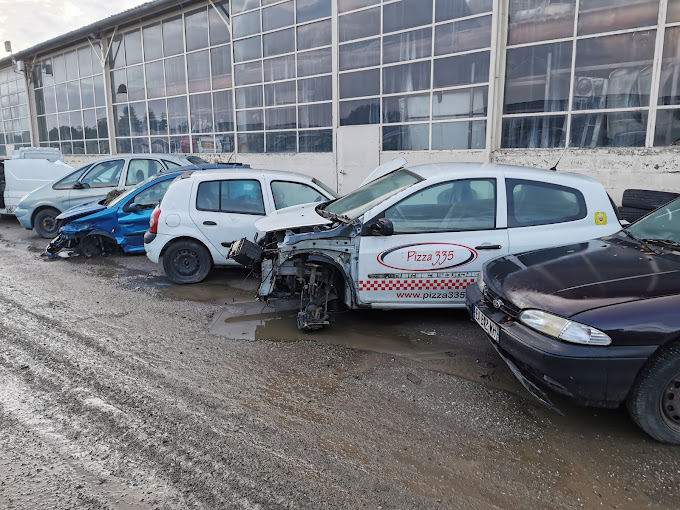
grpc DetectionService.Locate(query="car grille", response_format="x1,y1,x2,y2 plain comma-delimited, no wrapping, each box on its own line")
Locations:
482,285,520,318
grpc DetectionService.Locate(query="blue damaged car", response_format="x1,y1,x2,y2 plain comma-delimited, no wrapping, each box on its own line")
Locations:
45,163,249,257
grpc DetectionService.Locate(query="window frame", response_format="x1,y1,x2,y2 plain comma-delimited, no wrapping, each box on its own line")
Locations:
195,178,266,215
506,178,587,228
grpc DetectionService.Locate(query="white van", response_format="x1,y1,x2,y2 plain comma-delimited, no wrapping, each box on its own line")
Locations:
1,148,72,216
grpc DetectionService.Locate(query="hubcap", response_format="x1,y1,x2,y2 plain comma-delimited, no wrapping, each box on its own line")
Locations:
42,216,56,232
174,249,200,277
661,374,680,431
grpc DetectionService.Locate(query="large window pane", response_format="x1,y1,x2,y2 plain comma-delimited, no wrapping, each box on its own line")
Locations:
659,27,680,106
148,99,168,135
35,90,45,116
298,76,332,102
433,87,488,120
263,1,294,31
78,47,92,77
187,50,211,93
232,0,260,15
264,55,296,81
383,29,431,65
504,42,572,115
297,48,331,77
340,39,380,71
234,11,261,39
234,36,262,62
570,111,647,147
339,7,380,42
236,85,263,108
339,0,379,13
436,0,492,22
190,93,214,133
383,61,431,94
501,115,567,148
299,129,332,152
383,0,433,33
210,1,231,45
383,124,429,150
508,0,575,45
297,0,331,24
55,83,67,112
433,51,490,88
432,120,486,149
127,65,146,101
264,28,295,58
214,90,235,131
114,105,131,136
143,23,163,61
125,30,143,66
80,77,95,109
216,133,235,152
185,8,209,51
94,75,106,107
340,69,379,99
578,0,658,36
266,107,296,129
47,114,59,141
44,87,56,114
70,111,83,139
383,93,430,123
267,131,297,152
573,32,655,111
97,108,108,138
265,80,297,106
165,55,187,96
237,110,264,130
435,16,491,56
238,132,265,153
211,45,233,89
163,17,184,56
340,98,380,125
167,96,189,134
298,20,331,51
64,51,78,82
146,61,165,99
110,36,125,69
654,109,680,146
299,103,331,128
66,81,81,111
235,61,263,86
129,102,147,136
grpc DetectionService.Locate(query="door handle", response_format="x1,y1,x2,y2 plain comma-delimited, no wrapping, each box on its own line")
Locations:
203,221,217,226
475,244,502,250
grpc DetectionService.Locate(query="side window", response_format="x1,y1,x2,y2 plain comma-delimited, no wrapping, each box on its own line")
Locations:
196,179,265,215
80,159,125,189
507,179,586,228
126,159,165,185
130,180,174,209
271,181,327,210
162,160,183,169
52,165,90,190
384,179,496,234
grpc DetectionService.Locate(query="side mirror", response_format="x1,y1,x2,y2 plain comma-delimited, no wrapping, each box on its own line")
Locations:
369,218,394,236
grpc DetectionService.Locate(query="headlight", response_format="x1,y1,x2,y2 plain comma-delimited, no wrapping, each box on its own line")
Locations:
519,310,611,346
477,271,486,293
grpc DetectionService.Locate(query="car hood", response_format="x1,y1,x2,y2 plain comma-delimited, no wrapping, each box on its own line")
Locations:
255,202,331,232
56,200,107,221
486,233,680,317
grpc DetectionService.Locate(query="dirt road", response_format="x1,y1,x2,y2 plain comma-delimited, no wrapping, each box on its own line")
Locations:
0,216,678,509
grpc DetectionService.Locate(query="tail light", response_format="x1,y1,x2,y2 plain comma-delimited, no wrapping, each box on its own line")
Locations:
149,208,161,234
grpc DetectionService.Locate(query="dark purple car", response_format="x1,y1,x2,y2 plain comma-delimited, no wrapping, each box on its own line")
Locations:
466,196,680,443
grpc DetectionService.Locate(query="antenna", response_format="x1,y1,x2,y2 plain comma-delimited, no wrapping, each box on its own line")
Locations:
549,147,568,171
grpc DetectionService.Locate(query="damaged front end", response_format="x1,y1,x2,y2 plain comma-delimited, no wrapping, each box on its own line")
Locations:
45,227,119,258
229,221,361,330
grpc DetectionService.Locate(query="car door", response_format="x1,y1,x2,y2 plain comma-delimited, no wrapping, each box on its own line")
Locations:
189,177,268,262
505,178,594,252
117,177,175,249
123,158,166,186
356,178,509,307
67,159,125,208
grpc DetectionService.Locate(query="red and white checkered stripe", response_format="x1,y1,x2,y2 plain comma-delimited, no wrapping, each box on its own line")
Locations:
358,278,475,291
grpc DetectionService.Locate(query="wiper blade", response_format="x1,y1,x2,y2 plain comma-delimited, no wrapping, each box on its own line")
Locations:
641,238,680,248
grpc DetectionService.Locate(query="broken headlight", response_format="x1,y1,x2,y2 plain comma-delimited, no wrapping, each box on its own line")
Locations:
519,310,611,346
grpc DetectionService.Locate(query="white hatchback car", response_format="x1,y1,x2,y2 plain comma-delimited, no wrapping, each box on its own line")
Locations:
229,160,623,330
144,168,337,283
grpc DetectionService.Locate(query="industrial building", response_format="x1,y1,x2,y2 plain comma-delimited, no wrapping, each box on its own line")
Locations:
1,0,680,198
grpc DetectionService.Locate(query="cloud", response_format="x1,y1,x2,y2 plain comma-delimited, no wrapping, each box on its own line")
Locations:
0,0,149,53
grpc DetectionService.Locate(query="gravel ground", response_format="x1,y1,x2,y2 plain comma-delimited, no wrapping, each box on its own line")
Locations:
0,215,679,510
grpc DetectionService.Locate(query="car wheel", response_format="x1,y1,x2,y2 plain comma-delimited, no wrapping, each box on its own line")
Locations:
627,343,680,444
163,240,212,284
34,208,61,238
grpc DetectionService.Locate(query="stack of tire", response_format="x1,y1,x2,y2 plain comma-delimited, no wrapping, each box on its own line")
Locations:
618,189,680,223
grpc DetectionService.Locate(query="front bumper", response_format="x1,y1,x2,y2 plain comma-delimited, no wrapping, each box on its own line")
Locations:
465,284,656,407
14,207,32,229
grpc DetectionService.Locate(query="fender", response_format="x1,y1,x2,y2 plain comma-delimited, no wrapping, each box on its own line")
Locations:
307,253,357,309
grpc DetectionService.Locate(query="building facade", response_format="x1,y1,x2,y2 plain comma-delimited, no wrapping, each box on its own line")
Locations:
1,0,680,199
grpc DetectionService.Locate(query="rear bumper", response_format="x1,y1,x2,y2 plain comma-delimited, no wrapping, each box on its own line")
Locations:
144,231,164,263
465,284,656,406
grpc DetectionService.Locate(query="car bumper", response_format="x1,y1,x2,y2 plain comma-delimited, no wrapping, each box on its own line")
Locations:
465,284,656,407
144,231,163,263
14,207,32,229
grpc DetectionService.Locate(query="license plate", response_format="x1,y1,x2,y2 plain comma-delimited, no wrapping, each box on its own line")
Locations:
474,306,499,342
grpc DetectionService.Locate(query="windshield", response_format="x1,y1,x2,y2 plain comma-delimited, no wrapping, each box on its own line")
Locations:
312,178,339,199
107,174,161,208
626,197,680,244
324,169,422,219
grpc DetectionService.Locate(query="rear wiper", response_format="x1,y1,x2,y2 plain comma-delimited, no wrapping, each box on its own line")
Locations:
641,238,680,249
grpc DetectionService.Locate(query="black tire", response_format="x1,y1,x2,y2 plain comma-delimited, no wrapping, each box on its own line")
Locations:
627,343,680,444
621,189,680,211
33,208,61,239
618,206,650,223
162,240,212,284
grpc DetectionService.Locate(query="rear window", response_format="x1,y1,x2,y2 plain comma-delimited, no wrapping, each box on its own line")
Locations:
507,179,586,227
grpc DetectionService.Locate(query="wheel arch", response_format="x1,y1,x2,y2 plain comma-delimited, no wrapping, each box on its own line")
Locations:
31,205,61,228
307,253,355,308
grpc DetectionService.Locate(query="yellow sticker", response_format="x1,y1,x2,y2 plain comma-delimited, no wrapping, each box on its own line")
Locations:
595,212,607,225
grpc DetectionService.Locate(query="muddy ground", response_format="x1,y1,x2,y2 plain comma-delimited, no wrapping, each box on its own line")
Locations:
0,216,678,510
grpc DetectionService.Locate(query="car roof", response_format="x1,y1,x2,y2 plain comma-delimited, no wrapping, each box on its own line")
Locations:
406,162,601,185
188,167,316,181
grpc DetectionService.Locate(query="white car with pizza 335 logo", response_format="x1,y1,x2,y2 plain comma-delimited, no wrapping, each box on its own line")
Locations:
228,159,621,330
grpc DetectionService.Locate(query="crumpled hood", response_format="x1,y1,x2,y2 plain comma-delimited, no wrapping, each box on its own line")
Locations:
255,202,331,232
486,233,680,317
56,200,107,222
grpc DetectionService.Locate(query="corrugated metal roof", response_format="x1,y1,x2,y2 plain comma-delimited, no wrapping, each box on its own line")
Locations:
0,0,203,68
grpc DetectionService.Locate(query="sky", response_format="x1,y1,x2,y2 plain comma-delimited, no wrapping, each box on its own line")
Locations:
0,0,150,54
